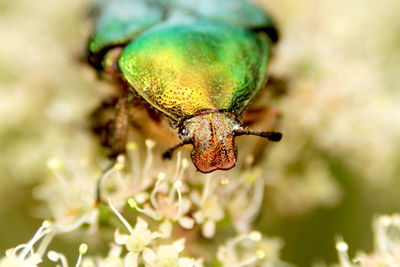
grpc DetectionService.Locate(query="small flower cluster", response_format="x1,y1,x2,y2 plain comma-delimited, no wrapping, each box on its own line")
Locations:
35,140,272,236
217,231,283,267
0,200,284,267
0,220,88,267
82,197,205,267
9,140,286,266
336,214,400,267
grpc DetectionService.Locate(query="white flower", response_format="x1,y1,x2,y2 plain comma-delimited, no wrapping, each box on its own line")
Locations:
0,221,53,267
130,176,194,234
216,232,282,267
178,257,204,267
114,223,153,253
143,239,185,267
0,252,42,267
192,175,224,238
108,198,160,256
47,243,88,267
337,214,400,267
81,243,125,267
34,157,99,229
100,256,125,267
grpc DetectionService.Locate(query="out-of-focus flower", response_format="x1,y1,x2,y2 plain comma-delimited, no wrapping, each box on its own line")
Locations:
192,174,225,238
142,238,204,267
0,221,53,267
33,156,99,230
217,231,285,267
47,243,88,267
143,239,182,267
336,214,400,267
223,167,266,233
0,221,88,267
85,243,124,267
38,139,275,240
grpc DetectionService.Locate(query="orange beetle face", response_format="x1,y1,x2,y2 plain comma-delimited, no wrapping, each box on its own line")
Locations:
180,112,239,173
162,111,281,173
191,132,237,173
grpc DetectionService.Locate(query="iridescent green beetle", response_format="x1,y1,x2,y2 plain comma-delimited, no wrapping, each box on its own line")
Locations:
88,0,282,173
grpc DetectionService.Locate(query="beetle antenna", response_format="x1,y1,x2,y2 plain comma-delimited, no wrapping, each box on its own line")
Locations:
162,139,193,159
235,130,282,142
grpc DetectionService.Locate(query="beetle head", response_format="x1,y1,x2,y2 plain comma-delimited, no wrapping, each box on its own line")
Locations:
184,113,238,173
162,112,282,173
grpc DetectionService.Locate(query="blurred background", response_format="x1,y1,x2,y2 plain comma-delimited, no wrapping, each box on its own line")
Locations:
0,0,399,266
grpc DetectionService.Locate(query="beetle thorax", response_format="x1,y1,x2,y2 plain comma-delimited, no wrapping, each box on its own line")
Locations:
181,112,238,173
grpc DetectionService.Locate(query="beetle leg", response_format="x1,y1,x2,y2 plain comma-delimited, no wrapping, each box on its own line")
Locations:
108,96,131,158
90,96,131,157
90,97,118,148
91,96,130,204
102,47,124,78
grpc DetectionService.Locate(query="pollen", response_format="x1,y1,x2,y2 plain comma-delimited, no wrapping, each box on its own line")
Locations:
181,159,189,169
220,177,229,185
128,198,138,209
256,249,266,259
127,142,138,151
158,172,166,180
145,139,156,149
336,241,348,252
113,155,126,171
79,243,88,255
46,158,63,171
173,180,183,189
249,231,262,242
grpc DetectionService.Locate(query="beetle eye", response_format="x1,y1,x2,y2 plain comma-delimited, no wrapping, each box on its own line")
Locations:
179,127,189,138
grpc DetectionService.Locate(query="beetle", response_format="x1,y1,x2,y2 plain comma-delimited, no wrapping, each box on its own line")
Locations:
87,0,282,173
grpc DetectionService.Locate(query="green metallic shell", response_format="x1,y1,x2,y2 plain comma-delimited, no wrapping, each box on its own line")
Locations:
169,0,277,33
89,0,164,54
88,0,278,57
118,21,270,121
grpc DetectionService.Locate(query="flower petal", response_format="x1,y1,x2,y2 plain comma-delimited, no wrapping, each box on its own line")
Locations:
172,238,185,253
178,217,195,229
142,248,156,265
159,220,172,238
135,217,148,229
202,220,216,238
193,211,204,224
124,252,138,267
114,229,129,245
